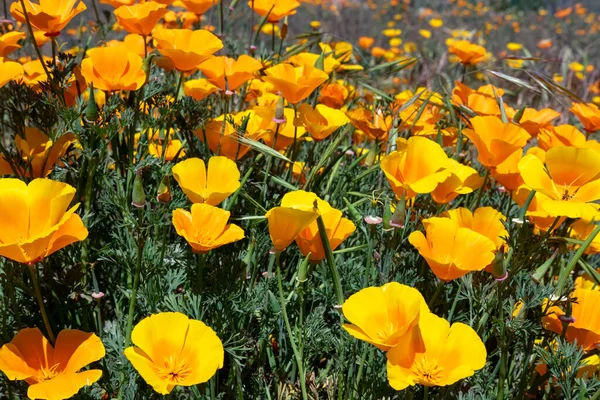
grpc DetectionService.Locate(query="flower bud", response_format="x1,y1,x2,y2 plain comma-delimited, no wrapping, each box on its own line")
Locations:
156,174,171,204
490,245,507,280
132,169,146,208
84,83,99,123
273,95,286,124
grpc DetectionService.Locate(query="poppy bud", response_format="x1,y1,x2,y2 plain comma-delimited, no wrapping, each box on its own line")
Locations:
273,95,286,123
314,52,326,71
297,253,311,283
132,169,146,208
156,174,171,204
281,17,288,40
343,197,362,222
491,245,507,280
383,201,393,230
84,83,99,123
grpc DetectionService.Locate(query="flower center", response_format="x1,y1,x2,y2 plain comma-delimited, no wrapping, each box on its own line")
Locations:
156,355,192,384
37,363,61,382
414,357,443,385
561,189,574,201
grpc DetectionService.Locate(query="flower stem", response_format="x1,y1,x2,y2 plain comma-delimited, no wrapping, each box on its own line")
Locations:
428,280,445,308
29,265,55,344
124,210,145,347
471,168,490,211
497,281,507,400
316,215,344,307
275,254,308,400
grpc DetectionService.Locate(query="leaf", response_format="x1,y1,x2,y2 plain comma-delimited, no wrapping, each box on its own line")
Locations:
235,135,292,163
487,70,540,93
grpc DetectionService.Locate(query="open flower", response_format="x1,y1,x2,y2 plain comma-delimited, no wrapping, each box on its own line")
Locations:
0,32,26,57
11,0,87,37
124,312,224,395
380,137,451,200
0,57,24,88
184,78,219,100
538,124,600,151
180,0,218,15
249,0,301,23
114,1,168,36
518,146,600,219
347,107,393,141
342,283,429,351
408,216,497,281
265,191,328,252
517,108,560,136
464,116,530,168
431,159,482,204
0,178,88,264
447,40,488,65
81,47,147,92
262,63,329,105
172,157,240,206
198,55,262,92
0,128,75,178
570,102,600,133
295,207,356,262
172,203,244,253
542,289,600,350
296,103,350,141
0,328,105,400
153,28,223,72
387,312,486,389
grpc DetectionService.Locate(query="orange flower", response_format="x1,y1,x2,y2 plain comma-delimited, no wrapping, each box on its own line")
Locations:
296,103,350,141
538,124,591,151
114,1,168,36
318,81,350,108
153,28,223,72
452,82,508,116
262,63,328,105
431,159,483,204
295,207,356,262
11,0,86,37
184,78,219,100
380,137,451,200
81,47,147,92
358,36,375,49
254,106,307,151
0,127,75,178
0,32,26,57
570,102,600,133
518,146,600,219
443,207,507,250
0,57,24,88
172,203,244,253
0,328,105,400
0,178,88,264
171,156,240,206
491,150,524,191
100,0,135,6
249,0,301,23
447,40,487,65
464,116,530,168
517,108,560,136
198,55,262,92
542,289,600,350
408,215,497,281
347,107,392,140
180,0,218,15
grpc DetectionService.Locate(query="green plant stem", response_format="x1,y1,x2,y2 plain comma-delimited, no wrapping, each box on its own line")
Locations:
225,154,263,211
424,386,429,400
124,210,145,348
554,224,600,296
30,265,55,344
428,280,445,308
316,215,344,307
18,0,51,82
175,71,185,101
472,168,490,211
497,281,507,400
275,254,308,400
196,252,206,293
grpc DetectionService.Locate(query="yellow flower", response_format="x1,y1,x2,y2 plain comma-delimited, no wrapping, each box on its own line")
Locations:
262,63,329,105
431,159,483,204
172,203,244,253
342,283,429,351
447,40,488,65
249,0,300,23
265,190,326,252
0,178,88,264
296,103,349,141
387,313,486,389
81,47,147,92
419,29,431,39
172,157,240,206
184,78,219,100
429,18,443,28
0,32,26,57
506,42,523,51
153,28,223,72
0,328,105,400
518,146,600,219
0,57,24,88
11,0,86,37
380,137,451,200
124,312,224,394
114,1,167,36
570,102,600,133
199,55,262,92
295,207,355,262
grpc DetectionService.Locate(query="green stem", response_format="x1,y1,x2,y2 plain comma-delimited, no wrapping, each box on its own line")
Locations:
472,168,490,211
175,71,185,101
497,281,507,400
275,254,308,400
424,386,429,400
124,210,145,347
555,224,600,297
428,280,445,308
196,252,206,293
316,215,344,306
30,265,55,344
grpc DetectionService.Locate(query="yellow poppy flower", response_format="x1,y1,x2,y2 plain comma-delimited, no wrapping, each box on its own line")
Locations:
81,47,147,92
0,328,104,399
180,0,218,15
342,283,429,351
0,178,88,264
447,40,488,65
198,55,262,92
114,1,168,36
517,108,560,136
0,57,24,88
249,0,300,23
184,78,219,101
171,156,240,206
124,312,224,394
262,63,329,105
153,28,223,72
570,102,600,133
296,103,350,141
431,159,483,204
0,32,26,57
387,313,486,389
295,207,355,262
11,0,86,37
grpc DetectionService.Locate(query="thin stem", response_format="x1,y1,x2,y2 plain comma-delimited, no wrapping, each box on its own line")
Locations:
30,265,55,344
497,282,507,400
316,215,344,307
472,168,490,211
276,254,308,400
174,71,185,102
196,252,206,293
124,210,145,347
424,386,429,400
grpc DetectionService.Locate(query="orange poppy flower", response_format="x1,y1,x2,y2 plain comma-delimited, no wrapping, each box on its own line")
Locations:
0,178,88,264
0,57,24,88
180,0,218,15
431,159,483,204
0,128,75,178
11,0,86,37
184,78,219,100
491,150,524,191
262,63,328,105
249,0,301,23
153,28,223,72
447,40,487,65
296,103,350,141
358,36,375,49
198,55,262,92
81,47,147,92
408,216,497,281
542,289,600,350
172,203,244,253
0,32,26,57
100,0,135,6
517,108,560,136
380,137,451,200
295,207,355,262
0,328,105,400
518,146,600,219
171,156,240,206
114,1,168,36
318,81,350,109
347,107,392,140
464,116,530,168
570,102,600,133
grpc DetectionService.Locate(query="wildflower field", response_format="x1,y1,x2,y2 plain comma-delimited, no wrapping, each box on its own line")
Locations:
2,0,600,398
